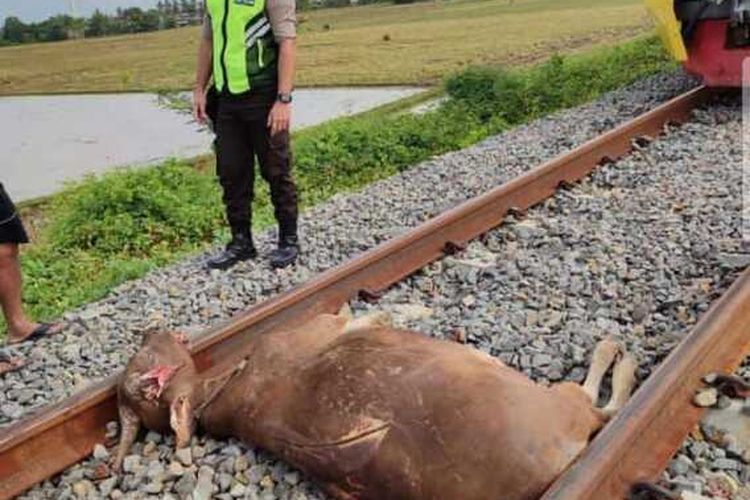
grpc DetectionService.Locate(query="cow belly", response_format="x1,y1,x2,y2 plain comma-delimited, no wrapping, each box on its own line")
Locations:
242,363,595,497
245,383,593,500
213,329,599,499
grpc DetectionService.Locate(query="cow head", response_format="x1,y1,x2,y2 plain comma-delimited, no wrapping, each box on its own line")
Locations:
113,331,198,470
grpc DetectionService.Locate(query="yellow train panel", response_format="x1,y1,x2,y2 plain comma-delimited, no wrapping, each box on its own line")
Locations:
644,0,688,61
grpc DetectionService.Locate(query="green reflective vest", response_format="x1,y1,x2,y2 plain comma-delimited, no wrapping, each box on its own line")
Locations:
207,0,279,94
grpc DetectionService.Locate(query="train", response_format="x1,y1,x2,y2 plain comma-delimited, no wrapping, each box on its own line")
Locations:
646,0,750,87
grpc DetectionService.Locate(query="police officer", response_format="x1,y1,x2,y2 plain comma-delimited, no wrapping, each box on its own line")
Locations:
193,0,300,270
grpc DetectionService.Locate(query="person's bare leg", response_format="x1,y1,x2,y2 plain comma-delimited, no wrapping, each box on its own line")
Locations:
0,243,59,343
0,243,34,339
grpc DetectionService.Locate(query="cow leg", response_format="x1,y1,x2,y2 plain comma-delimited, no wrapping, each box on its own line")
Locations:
581,339,621,405
338,302,394,333
338,303,354,322
343,311,393,334
111,403,141,471
601,351,637,418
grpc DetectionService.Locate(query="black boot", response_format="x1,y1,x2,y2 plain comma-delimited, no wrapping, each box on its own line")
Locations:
270,234,300,269
207,231,257,270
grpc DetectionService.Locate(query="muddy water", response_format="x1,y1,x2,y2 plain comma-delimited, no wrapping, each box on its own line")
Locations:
0,87,423,202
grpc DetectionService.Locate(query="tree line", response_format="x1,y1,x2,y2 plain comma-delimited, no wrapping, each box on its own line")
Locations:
0,0,427,46
1,1,205,46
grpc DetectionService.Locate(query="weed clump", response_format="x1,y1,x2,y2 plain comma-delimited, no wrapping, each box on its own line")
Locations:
446,38,673,125
49,162,224,257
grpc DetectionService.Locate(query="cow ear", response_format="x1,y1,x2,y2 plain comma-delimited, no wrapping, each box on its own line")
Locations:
170,394,195,449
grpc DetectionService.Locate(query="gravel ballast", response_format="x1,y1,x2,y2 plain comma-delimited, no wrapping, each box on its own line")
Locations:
13,72,749,499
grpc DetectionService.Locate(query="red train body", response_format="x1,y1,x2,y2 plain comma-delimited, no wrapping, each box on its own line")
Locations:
675,0,750,87
684,19,746,87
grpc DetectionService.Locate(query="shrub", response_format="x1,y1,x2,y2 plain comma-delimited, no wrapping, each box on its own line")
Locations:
446,37,674,125
293,102,488,202
48,161,224,257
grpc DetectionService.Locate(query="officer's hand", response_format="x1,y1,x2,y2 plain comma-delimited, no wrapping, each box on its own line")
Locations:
268,102,291,136
193,87,208,124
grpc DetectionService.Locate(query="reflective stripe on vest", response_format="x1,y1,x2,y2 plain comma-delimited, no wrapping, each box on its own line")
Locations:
207,0,275,94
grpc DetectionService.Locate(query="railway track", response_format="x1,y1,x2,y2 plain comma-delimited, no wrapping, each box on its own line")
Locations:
2,85,748,500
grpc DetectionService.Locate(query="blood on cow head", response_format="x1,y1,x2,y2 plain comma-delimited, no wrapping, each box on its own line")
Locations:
139,363,182,401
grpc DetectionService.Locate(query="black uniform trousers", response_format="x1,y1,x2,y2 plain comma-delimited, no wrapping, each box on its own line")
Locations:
213,88,299,238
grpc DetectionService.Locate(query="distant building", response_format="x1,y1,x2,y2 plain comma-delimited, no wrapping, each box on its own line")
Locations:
175,12,201,27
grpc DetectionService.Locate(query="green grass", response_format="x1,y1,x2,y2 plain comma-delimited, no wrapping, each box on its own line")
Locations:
1,36,675,338
0,0,651,94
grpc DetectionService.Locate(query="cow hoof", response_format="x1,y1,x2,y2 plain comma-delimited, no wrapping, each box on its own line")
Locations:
591,338,622,366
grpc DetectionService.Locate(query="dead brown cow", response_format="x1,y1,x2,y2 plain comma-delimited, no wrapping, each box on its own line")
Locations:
114,307,637,500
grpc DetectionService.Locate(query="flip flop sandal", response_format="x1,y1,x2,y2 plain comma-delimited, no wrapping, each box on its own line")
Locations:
0,351,26,376
7,322,64,346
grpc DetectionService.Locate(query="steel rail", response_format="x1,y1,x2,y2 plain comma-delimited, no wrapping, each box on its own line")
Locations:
543,266,750,500
0,86,709,499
